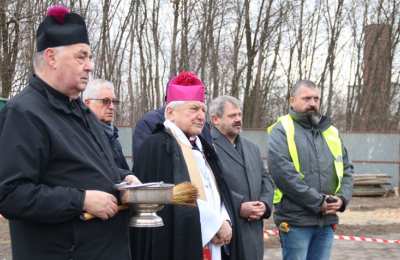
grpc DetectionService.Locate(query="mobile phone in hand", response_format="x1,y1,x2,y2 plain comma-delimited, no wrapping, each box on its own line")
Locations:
326,196,338,203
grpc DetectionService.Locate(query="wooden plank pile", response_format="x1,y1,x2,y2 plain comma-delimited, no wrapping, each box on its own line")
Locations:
353,173,392,197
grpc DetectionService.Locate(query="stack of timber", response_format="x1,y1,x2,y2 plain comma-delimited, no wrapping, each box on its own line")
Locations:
353,173,392,197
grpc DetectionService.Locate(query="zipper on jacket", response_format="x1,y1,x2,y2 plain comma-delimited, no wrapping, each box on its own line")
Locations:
312,127,325,227
311,127,322,193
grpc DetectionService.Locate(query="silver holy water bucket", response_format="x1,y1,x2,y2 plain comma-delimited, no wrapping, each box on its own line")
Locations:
118,182,174,228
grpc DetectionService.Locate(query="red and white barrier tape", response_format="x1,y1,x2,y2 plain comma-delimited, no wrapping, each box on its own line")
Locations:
265,229,279,236
264,229,400,245
334,234,400,245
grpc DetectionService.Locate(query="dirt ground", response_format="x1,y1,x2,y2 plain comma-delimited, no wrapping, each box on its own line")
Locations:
263,196,400,259
1,196,400,259
0,216,10,259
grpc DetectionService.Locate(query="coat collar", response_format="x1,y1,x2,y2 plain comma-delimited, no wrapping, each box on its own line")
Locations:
30,75,90,116
102,122,119,139
211,126,244,167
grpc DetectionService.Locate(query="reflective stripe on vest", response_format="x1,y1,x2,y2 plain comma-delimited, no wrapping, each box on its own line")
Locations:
267,115,344,204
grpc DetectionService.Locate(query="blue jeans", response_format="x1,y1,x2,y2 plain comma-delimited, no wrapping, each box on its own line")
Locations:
279,225,334,260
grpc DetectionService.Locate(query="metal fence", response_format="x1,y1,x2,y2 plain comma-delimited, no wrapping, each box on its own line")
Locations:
119,127,400,188
0,98,7,110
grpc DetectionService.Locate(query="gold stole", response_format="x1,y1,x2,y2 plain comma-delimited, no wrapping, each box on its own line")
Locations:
176,140,207,201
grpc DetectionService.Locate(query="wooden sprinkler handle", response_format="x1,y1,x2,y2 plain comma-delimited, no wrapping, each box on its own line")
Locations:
81,205,129,221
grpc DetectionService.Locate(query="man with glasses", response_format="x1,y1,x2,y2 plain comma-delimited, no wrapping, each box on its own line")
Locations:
83,79,130,170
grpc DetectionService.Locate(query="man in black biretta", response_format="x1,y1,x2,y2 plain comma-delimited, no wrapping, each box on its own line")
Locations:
0,5,139,260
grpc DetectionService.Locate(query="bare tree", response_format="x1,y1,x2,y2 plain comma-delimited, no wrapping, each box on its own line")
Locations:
169,0,180,78
1,0,399,131
0,0,23,98
242,0,266,127
318,0,345,117
179,0,189,71
229,0,245,98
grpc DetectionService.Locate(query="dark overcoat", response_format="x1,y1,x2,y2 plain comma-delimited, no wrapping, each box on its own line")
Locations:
211,127,274,260
0,76,131,260
103,124,130,170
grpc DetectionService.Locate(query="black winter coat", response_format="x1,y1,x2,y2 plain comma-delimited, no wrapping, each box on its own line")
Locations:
103,123,130,170
0,75,131,260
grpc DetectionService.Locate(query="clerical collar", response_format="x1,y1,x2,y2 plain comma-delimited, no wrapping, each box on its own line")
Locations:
163,119,203,152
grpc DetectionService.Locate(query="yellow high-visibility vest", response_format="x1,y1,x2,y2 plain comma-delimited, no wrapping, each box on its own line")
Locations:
267,115,344,204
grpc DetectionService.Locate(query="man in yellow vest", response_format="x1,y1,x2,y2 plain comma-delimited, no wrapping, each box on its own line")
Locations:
267,80,353,260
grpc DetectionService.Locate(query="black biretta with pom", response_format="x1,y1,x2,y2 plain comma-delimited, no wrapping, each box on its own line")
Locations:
36,5,89,51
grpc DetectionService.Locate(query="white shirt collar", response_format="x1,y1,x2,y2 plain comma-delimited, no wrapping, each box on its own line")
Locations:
163,119,203,152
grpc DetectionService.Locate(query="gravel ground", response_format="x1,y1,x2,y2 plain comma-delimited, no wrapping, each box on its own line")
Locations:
263,196,400,260
0,217,10,260
1,196,400,259
264,233,400,260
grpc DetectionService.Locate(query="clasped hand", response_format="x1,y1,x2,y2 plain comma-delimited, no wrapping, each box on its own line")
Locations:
211,220,232,246
240,201,266,221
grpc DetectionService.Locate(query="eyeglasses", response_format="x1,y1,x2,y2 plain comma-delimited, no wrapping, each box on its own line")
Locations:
87,98,120,106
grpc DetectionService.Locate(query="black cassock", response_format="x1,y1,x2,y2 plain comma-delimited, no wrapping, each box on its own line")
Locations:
0,76,131,260
131,125,243,260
